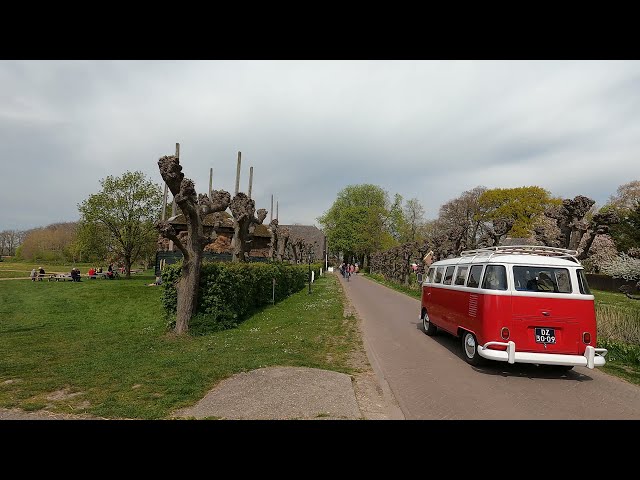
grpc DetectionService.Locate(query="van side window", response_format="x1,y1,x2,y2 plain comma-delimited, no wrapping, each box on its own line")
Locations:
454,265,469,285
466,265,483,288
426,267,436,283
482,265,507,290
443,266,455,285
434,267,444,283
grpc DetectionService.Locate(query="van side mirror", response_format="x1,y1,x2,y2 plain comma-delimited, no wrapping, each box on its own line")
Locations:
417,273,423,284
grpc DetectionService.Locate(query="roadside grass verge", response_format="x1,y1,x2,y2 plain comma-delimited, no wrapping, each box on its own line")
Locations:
363,272,421,300
0,273,357,418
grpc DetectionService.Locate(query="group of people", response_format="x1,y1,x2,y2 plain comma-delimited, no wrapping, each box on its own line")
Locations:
87,266,103,277
30,266,46,281
29,263,121,282
70,267,82,282
339,262,358,280
87,264,116,279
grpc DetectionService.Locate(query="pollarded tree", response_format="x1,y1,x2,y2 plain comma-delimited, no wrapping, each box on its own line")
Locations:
276,226,290,261
547,195,595,251
156,154,231,335
229,192,267,262
78,171,162,277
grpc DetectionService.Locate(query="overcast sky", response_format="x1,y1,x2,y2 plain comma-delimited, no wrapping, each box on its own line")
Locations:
2,60,639,231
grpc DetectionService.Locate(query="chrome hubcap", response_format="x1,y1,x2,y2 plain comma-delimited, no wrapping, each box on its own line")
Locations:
464,334,476,358
423,312,429,329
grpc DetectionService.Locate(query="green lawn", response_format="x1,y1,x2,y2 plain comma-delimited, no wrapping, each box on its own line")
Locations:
0,272,359,419
0,261,96,274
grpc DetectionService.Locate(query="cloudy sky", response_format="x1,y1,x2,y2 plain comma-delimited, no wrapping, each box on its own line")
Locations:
1,60,639,231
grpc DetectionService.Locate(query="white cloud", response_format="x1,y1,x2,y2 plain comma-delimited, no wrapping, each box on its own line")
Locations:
1,60,639,230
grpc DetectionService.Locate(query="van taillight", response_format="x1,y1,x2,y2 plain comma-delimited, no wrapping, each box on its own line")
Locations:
583,332,591,344
501,327,510,340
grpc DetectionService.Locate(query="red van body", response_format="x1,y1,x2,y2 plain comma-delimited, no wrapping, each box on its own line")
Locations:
419,246,607,369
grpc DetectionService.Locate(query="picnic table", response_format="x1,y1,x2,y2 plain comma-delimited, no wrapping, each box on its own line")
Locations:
47,274,72,281
88,271,120,279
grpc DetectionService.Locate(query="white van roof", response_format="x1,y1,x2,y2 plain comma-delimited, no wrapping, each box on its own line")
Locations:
430,246,581,268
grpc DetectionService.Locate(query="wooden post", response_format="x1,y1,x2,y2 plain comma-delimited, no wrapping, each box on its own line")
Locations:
161,183,168,221
169,142,180,252
235,151,241,195
248,166,253,199
209,167,213,200
270,194,274,222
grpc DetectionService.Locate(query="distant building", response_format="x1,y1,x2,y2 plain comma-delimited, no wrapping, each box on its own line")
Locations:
280,224,327,262
157,211,271,256
156,214,326,267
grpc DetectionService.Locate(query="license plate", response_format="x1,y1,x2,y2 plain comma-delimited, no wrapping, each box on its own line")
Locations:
535,327,556,344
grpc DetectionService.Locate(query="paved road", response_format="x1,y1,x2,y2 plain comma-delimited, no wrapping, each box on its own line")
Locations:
340,273,640,419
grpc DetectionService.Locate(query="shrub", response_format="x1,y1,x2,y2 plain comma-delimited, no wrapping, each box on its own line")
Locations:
600,253,640,281
161,260,323,334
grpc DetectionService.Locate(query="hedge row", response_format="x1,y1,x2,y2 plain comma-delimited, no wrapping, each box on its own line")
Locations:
161,261,324,334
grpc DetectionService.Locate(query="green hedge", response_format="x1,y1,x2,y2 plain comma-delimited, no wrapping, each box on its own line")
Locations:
161,261,323,334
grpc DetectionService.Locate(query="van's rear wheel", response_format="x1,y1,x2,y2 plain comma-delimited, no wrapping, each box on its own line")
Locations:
422,310,437,336
462,331,484,366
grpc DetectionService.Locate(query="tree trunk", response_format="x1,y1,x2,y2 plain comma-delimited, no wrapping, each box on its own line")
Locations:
175,248,201,334
125,255,132,279
232,220,245,262
156,154,231,335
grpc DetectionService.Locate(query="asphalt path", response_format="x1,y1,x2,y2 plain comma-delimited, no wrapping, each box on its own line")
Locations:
340,273,640,419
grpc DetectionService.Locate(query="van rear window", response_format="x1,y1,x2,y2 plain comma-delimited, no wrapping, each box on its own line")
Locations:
513,266,572,293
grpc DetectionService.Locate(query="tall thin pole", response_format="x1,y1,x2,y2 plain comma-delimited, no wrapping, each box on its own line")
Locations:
169,142,179,252
209,167,213,200
161,183,168,221
308,253,311,295
235,151,241,195
248,166,253,199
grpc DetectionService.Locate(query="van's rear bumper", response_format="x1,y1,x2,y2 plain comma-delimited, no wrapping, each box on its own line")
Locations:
478,341,607,369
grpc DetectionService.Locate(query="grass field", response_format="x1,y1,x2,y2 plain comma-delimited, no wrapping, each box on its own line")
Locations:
0,261,97,276
0,272,359,419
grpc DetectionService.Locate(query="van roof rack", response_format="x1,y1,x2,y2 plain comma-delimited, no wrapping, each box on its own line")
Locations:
460,245,579,262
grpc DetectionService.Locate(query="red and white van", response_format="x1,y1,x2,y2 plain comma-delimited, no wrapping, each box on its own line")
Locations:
419,246,607,370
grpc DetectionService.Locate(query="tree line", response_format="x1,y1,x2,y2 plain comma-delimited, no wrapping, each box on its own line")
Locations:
318,181,640,284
